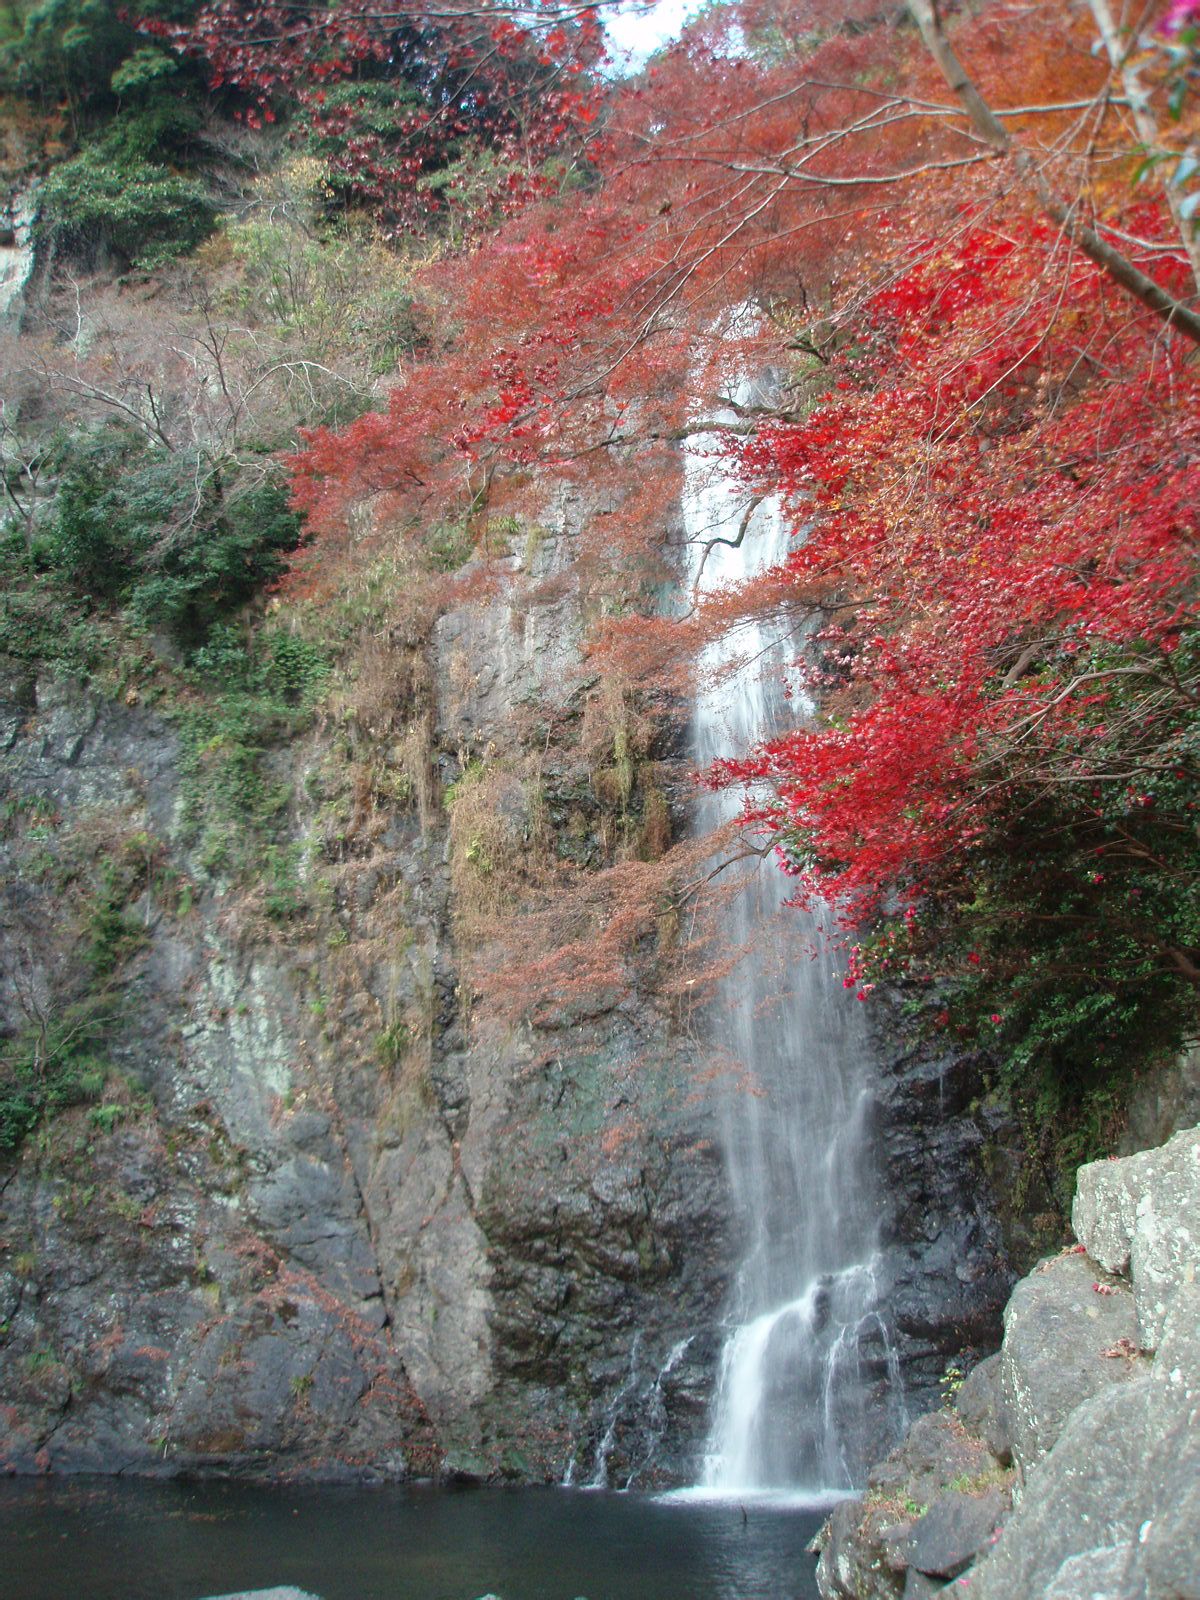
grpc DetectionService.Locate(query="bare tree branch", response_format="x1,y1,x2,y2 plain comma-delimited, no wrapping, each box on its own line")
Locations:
907,0,1200,346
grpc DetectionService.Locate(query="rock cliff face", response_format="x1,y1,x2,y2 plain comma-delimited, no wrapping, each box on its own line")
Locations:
866,1018,1018,1425
0,523,733,1484
0,184,38,327
815,1123,1200,1600
0,511,1019,1487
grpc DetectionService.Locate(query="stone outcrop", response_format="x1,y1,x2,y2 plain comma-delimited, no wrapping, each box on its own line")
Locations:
0,511,1020,1488
0,184,38,327
1073,1125,1200,1348
816,1410,1011,1598
0,525,733,1485
997,1250,1141,1475
815,1122,1200,1600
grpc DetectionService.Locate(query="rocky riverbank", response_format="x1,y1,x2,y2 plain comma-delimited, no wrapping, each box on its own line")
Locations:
815,1122,1200,1599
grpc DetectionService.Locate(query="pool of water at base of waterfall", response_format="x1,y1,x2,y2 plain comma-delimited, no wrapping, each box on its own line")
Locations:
0,1477,827,1600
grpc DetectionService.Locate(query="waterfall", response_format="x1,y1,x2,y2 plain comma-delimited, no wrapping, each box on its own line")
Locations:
682,405,902,1499
577,1336,696,1492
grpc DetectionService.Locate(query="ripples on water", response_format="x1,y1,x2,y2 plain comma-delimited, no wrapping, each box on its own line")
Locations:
0,1478,824,1600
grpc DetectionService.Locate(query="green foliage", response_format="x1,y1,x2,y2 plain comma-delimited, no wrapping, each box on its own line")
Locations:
304,78,426,206
5,0,211,262
88,1101,125,1133
2,0,196,113
863,653,1200,1194
227,212,422,382
189,620,329,706
0,820,164,1152
0,553,113,675
310,77,424,144
178,622,329,881
0,992,112,1152
376,1019,412,1066
939,1364,965,1406
260,843,307,921
416,145,532,242
4,0,134,106
100,92,201,163
41,139,216,268
109,44,178,99
36,429,303,645
84,863,147,981
425,519,475,573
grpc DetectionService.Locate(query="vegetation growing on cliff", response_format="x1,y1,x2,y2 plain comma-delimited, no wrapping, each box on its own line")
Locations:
285,0,1200,1171
1,0,1197,1178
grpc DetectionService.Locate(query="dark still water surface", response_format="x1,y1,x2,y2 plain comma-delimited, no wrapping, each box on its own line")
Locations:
0,1478,824,1600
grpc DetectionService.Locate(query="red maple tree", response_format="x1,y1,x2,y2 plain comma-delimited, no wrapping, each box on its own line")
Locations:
282,0,1199,1096
137,0,607,231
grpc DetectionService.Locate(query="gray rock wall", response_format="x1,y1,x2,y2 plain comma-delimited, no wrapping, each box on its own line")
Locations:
0,519,734,1486
1,503,1025,1489
0,185,38,328
815,1122,1200,1600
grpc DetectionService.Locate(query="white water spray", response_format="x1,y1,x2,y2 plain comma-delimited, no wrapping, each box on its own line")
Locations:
684,392,903,1497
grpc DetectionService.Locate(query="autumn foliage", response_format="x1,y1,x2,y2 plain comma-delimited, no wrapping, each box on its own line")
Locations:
136,0,606,231
283,0,1199,1122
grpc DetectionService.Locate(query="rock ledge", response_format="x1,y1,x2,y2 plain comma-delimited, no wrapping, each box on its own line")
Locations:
816,1123,1200,1599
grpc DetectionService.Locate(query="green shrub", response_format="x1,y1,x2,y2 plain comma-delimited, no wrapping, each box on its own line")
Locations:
41,142,216,269
109,44,178,101
189,620,328,706
46,434,128,599
84,864,147,980
261,843,307,921
227,214,422,382
4,0,133,106
88,1102,125,1134
261,630,330,707
3,0,200,119
376,1020,411,1066
177,623,329,879
868,685,1200,1199
0,996,112,1152
40,431,304,645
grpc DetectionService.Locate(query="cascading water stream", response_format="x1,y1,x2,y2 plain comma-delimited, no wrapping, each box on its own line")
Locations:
684,404,903,1498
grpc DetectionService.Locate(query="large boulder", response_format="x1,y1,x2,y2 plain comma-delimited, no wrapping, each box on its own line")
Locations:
1073,1127,1200,1348
813,1410,1009,1599
900,1485,1007,1579
817,1124,1200,1600
953,1352,1011,1464
998,1250,1143,1479
966,1265,1200,1598
966,1378,1152,1599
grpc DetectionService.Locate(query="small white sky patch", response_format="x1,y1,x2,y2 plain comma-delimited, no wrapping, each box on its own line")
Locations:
604,0,704,66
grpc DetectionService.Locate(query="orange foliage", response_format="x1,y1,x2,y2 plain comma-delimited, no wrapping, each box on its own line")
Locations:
284,0,1200,1023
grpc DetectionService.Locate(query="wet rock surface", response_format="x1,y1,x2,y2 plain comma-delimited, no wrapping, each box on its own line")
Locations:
868,1018,1017,1420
